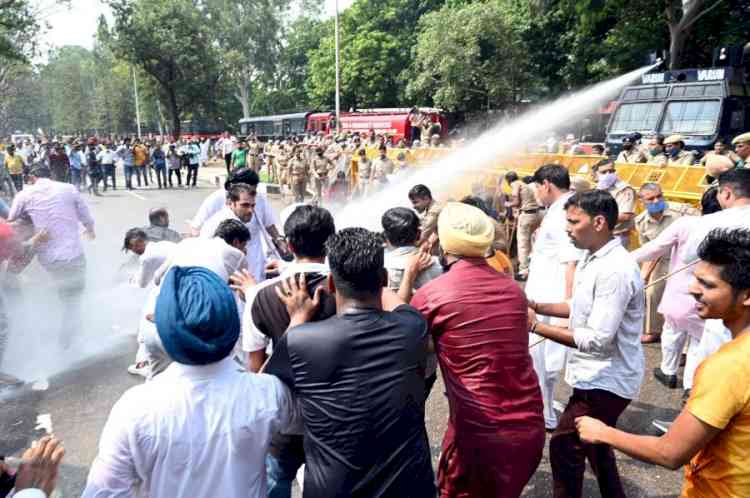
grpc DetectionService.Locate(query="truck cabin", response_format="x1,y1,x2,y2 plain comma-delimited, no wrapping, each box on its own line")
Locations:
606,65,750,158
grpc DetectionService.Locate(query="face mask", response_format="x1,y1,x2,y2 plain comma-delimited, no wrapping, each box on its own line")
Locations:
646,199,667,215
649,148,661,157
669,147,680,158
622,143,633,151
597,172,617,190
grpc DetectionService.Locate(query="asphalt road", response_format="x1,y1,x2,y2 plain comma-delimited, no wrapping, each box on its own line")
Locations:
0,164,684,497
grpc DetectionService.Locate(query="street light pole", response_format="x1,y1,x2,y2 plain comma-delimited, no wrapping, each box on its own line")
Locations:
334,0,341,135
132,67,142,139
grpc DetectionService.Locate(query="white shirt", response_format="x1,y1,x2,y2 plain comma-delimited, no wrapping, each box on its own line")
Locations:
98,149,116,165
199,205,275,282
242,261,329,353
82,358,296,498
684,204,750,263
190,188,278,233
566,238,645,400
131,241,177,288
525,192,584,302
154,237,246,285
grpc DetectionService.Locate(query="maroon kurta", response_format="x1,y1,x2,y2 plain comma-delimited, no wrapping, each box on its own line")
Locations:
411,258,545,498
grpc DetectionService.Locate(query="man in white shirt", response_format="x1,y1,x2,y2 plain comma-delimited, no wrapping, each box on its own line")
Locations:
526,165,585,430
201,182,278,282
191,168,284,272
218,132,237,175
83,264,296,498
527,189,645,498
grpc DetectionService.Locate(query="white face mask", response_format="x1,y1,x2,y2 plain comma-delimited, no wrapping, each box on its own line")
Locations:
597,172,618,190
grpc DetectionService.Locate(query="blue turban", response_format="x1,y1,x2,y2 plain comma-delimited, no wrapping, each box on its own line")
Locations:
155,266,240,365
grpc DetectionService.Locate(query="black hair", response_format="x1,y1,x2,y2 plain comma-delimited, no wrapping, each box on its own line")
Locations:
718,168,750,200
701,187,721,215
533,164,570,190
284,205,336,258
408,184,432,200
522,175,535,184
227,183,254,203
325,228,385,299
460,196,490,216
592,159,612,172
505,171,519,184
381,207,420,247
214,219,250,245
122,228,147,252
224,167,260,190
564,190,619,230
698,228,750,293
149,207,169,227
29,165,51,178
591,144,605,153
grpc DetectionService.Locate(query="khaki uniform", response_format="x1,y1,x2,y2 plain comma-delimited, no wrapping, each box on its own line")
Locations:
606,181,636,249
289,155,308,203
616,149,647,163
635,206,683,336
355,158,372,197
276,148,291,187
248,141,262,172
646,153,668,166
512,180,542,272
372,156,395,180
417,200,442,249
667,149,695,166
311,155,332,205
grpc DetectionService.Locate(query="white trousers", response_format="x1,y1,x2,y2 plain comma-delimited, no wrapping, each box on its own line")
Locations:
662,319,732,390
530,315,567,429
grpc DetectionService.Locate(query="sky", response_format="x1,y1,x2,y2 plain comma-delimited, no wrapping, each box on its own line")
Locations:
35,0,355,53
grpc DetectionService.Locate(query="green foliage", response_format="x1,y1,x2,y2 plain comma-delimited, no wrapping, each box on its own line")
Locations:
406,1,531,111
105,0,221,138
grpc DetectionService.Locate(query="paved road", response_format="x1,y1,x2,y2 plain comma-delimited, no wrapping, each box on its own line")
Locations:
1,165,684,497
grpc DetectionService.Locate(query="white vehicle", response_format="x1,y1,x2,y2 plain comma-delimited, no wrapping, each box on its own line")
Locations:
10,132,33,144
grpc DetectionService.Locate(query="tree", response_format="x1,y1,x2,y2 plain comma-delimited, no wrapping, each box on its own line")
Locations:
407,1,531,111
202,0,292,119
104,0,221,139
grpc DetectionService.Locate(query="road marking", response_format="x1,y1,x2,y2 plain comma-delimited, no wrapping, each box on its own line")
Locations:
125,190,147,201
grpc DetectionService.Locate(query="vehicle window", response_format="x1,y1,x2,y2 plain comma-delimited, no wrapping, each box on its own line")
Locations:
660,100,720,135
609,102,662,133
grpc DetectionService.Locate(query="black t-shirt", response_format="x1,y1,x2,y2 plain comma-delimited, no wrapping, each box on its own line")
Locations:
252,271,336,458
265,305,435,498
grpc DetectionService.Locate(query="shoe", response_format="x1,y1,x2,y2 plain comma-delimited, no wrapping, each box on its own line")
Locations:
652,418,673,434
127,363,150,378
640,333,661,344
653,367,678,389
679,353,686,367
682,389,691,406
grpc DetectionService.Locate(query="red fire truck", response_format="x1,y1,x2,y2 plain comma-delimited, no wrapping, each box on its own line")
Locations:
306,108,449,143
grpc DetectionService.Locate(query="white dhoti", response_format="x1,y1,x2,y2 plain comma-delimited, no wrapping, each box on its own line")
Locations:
529,315,568,429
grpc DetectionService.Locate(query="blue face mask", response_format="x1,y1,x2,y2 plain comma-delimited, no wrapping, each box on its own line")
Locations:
646,198,667,215
669,147,680,158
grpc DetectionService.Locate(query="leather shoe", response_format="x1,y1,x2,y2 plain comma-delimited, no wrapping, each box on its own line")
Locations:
641,333,661,344
653,367,678,389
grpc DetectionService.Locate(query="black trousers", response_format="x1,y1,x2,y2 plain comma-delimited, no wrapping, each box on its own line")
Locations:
186,165,198,186
168,169,182,186
550,388,631,498
154,167,167,188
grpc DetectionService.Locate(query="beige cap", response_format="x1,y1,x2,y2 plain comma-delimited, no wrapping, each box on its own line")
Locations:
663,134,685,145
571,176,592,193
732,132,750,145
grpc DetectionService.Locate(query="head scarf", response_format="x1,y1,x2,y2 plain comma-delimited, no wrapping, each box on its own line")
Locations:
155,266,239,365
438,202,494,258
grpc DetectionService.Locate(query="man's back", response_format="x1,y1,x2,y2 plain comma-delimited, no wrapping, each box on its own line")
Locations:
83,358,294,498
266,305,435,498
8,178,93,265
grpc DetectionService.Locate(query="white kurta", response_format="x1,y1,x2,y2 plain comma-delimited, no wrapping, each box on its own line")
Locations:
193,189,279,282
525,192,585,428
82,358,296,498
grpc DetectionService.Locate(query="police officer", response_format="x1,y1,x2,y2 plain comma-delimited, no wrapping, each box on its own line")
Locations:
594,160,636,248
616,135,647,163
505,171,542,278
645,134,668,166
311,147,334,205
371,144,395,180
288,146,309,203
634,183,694,344
732,132,750,169
353,148,372,198
664,134,695,165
